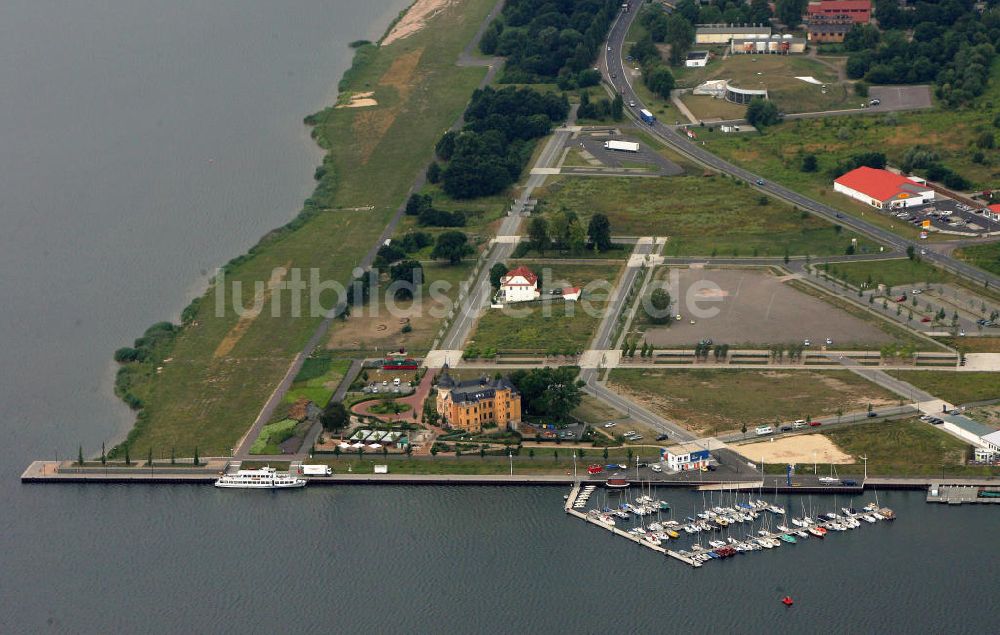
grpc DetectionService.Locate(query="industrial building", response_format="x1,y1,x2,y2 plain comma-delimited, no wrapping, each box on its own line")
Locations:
695,24,771,44
730,35,806,55
435,368,521,433
834,166,935,209
805,14,854,43
685,51,709,67
806,0,872,24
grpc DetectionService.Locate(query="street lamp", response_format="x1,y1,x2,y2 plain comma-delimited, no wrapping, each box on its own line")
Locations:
508,449,513,476
859,454,868,482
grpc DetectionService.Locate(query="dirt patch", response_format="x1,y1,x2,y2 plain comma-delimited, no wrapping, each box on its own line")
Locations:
337,91,378,108
213,262,292,359
736,434,853,464
350,48,424,165
382,0,457,46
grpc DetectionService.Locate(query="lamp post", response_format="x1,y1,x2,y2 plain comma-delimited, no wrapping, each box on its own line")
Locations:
509,449,513,476
859,454,868,483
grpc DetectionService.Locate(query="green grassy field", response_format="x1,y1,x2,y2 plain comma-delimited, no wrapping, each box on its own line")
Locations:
535,175,877,256
884,371,1000,405
468,262,622,353
283,354,350,406
935,336,1000,353
821,418,996,477
955,242,1000,278
110,0,499,457
608,369,901,435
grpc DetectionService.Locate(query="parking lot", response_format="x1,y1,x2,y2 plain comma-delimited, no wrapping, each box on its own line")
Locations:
868,85,933,111
564,130,684,176
887,198,1000,236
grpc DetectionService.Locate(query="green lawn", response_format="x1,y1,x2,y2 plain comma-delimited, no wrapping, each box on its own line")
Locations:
468,262,622,353
884,371,1000,405
534,174,877,257
955,242,1000,278
608,369,900,436
821,418,996,477
283,354,350,406
822,258,951,289
250,419,300,455
110,0,500,457
935,336,1000,353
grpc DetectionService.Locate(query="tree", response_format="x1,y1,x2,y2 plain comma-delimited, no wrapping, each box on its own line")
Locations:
611,94,624,121
801,154,818,173
509,368,583,420
775,0,807,28
193,446,199,465
587,213,612,252
321,401,349,431
665,15,694,66
906,245,915,261
745,98,780,128
645,65,676,99
741,422,747,437
426,162,442,184
603,447,609,460
101,442,107,466
528,217,549,253
431,445,439,456
124,444,131,465
490,262,509,289
431,231,473,264
529,448,535,460
406,443,413,457
748,0,773,23
405,193,433,217
647,288,672,324
77,445,84,466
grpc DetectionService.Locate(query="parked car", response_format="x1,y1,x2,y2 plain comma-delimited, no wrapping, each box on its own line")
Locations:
809,421,822,427
650,464,662,473
755,179,765,186
603,422,617,428
780,425,792,432
656,433,669,441
841,479,858,486
867,411,878,418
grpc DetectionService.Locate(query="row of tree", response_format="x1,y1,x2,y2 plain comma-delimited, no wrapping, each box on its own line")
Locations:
479,0,621,85
525,212,613,254
435,87,569,199
403,193,466,228
577,91,623,121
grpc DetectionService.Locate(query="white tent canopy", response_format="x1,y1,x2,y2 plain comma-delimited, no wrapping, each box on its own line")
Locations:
368,443,382,450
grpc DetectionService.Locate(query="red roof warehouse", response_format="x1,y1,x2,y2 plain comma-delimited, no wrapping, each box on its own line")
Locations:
807,1,872,23
833,167,935,209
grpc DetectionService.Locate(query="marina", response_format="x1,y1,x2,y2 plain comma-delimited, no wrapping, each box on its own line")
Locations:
564,482,896,568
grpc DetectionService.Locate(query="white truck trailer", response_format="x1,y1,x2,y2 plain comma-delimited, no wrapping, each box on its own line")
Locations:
603,140,640,153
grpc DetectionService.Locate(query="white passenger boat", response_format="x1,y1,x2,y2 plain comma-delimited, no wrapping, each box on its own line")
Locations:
214,467,306,489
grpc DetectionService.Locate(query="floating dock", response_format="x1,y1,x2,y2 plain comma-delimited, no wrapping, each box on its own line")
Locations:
563,483,894,568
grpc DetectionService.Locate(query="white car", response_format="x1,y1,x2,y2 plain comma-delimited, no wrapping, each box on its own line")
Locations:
650,464,662,473
803,339,811,346
604,422,617,428
911,289,921,294
825,338,833,345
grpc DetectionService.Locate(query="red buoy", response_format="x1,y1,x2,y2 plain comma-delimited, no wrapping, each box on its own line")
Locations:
782,596,794,606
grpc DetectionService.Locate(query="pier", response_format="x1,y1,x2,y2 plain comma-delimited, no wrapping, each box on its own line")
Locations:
926,483,1000,505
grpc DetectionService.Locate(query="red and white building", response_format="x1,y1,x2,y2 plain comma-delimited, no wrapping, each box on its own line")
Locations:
499,266,540,303
806,1,871,24
834,166,934,210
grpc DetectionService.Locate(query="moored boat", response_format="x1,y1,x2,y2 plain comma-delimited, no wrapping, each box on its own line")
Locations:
214,467,306,489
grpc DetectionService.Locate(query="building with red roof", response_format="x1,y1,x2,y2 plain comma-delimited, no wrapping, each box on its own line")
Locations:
834,167,934,209
499,266,540,303
807,1,871,24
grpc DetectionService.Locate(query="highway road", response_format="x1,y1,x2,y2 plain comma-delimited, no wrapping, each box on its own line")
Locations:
602,4,1000,291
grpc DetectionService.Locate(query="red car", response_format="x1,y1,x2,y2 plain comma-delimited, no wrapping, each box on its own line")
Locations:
587,464,603,475
921,317,931,323
809,421,822,427
895,295,907,302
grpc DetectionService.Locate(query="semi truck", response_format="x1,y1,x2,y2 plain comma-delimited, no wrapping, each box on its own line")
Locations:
604,140,639,153
301,464,332,476
639,109,655,124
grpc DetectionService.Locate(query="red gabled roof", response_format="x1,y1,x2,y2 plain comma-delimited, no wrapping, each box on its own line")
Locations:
835,166,929,202
502,266,538,285
989,204,1000,213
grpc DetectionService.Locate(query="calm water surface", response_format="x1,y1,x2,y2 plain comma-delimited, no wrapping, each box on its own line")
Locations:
0,2,997,633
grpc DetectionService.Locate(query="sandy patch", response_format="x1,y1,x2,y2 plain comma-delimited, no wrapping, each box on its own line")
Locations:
382,0,457,46
338,91,378,109
350,48,424,165
213,262,292,359
736,434,853,464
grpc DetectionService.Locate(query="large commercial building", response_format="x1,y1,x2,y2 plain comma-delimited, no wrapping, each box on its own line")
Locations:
805,14,854,42
695,24,771,44
435,369,522,433
806,0,872,24
730,35,806,55
834,167,934,210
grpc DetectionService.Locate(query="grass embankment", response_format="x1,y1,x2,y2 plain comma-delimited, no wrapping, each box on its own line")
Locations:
822,418,996,478
822,258,951,289
283,353,350,406
535,175,874,256
468,262,623,354
109,0,499,457
955,242,1000,278
250,419,301,455
884,371,1000,405
608,369,900,436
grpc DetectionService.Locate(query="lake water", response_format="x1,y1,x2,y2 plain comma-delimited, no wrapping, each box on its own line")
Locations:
1,2,997,632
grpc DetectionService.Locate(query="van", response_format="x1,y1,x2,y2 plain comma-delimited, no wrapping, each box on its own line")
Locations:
792,421,808,429
755,425,773,436
393,377,401,386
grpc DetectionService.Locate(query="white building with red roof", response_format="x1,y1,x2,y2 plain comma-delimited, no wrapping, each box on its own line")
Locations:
499,266,540,303
833,166,934,210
